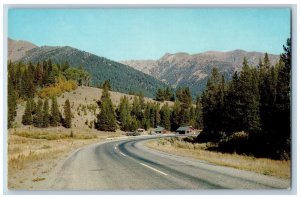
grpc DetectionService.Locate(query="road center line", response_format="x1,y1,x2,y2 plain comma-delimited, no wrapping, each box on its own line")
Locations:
139,163,168,176
119,152,127,157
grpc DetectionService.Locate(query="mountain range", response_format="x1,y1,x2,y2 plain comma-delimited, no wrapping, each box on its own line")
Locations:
121,50,279,96
8,38,280,98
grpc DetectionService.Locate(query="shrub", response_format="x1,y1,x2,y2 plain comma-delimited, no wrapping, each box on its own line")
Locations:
38,79,77,98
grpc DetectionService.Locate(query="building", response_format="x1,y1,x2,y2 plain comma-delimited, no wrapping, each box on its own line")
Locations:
153,126,167,134
176,126,195,134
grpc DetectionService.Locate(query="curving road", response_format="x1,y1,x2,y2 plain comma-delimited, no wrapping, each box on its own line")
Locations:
43,136,290,190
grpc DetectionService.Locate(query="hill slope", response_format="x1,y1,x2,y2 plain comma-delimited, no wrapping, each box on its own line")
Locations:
8,38,38,62
10,40,170,98
15,86,174,130
121,50,280,97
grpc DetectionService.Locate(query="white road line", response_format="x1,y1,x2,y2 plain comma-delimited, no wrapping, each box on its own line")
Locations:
139,163,168,176
119,152,127,157
114,146,117,150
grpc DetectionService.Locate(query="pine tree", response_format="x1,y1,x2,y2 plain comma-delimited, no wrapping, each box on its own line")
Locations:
42,99,50,128
50,96,61,126
34,62,43,86
154,103,161,127
117,96,131,131
239,57,261,134
195,96,204,129
202,68,223,133
95,86,117,131
273,38,291,156
160,104,171,130
33,99,43,127
102,80,111,91
63,99,72,128
223,72,243,133
22,100,33,125
171,100,181,131
259,53,277,136
8,74,17,128
131,96,143,121
42,60,49,86
30,98,37,115
156,88,165,101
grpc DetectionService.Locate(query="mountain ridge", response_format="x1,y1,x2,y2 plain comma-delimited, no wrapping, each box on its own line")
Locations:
121,50,280,97
8,38,170,98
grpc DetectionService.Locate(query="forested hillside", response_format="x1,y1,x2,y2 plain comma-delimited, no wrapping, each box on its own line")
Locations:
16,45,170,98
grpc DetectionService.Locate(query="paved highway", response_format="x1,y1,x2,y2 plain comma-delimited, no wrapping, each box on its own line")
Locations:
42,136,290,190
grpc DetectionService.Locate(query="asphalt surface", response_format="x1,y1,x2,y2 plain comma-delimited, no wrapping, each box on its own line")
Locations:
45,135,290,190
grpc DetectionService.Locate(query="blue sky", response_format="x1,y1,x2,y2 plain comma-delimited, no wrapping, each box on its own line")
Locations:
8,8,290,61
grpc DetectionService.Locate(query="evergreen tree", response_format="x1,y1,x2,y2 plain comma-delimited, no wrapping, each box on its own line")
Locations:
62,61,70,72
129,116,138,131
239,57,261,134
223,72,243,133
176,87,192,108
63,99,72,128
160,104,171,130
33,99,43,127
273,38,291,156
8,74,17,128
42,60,49,86
259,59,277,138
50,96,61,126
131,96,143,122
42,99,50,128
30,98,37,115
154,103,161,127
195,96,204,129
22,100,33,125
117,96,132,131
95,86,117,131
202,68,223,133
156,88,165,101
171,100,181,131
102,80,111,91
34,62,43,86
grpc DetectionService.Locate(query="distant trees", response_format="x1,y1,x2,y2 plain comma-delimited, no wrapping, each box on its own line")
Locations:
20,97,69,129
156,87,175,101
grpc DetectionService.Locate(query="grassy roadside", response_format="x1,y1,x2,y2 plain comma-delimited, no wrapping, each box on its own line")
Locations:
144,137,290,179
8,127,122,189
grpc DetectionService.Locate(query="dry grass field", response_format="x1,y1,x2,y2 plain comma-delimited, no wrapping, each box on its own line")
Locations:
7,127,122,189
145,137,290,179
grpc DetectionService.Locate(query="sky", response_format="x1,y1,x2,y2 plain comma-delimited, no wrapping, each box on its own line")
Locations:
8,8,291,61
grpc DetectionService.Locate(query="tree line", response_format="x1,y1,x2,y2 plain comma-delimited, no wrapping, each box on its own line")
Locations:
94,80,202,132
199,38,291,159
22,97,72,128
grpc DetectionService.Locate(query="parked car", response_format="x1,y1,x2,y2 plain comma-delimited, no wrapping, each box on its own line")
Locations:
126,131,141,136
